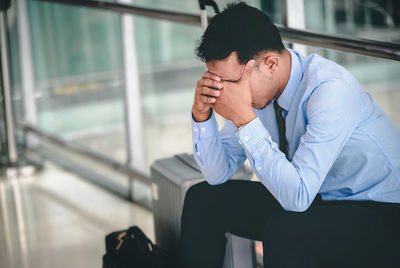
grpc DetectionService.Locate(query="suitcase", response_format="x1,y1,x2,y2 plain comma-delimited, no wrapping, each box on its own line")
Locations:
150,153,256,268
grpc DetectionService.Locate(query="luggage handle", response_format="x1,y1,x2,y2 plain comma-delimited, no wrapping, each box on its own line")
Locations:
198,0,220,32
174,153,202,173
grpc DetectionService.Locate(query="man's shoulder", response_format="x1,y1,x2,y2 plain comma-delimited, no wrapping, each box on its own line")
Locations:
289,52,363,115
300,52,354,90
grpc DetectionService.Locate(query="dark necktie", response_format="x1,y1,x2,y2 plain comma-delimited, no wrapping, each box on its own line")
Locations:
273,100,289,159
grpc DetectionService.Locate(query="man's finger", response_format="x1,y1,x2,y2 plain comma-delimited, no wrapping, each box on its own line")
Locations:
202,71,221,81
200,87,221,97
197,79,223,90
200,95,216,104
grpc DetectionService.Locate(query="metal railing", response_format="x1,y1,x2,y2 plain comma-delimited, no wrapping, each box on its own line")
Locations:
33,0,400,61
20,122,150,185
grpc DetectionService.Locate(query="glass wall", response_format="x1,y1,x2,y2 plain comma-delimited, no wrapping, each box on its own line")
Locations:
262,0,400,44
304,0,400,44
134,16,202,169
20,0,263,173
27,1,127,162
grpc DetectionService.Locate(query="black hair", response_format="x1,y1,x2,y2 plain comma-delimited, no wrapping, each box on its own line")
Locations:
196,2,285,64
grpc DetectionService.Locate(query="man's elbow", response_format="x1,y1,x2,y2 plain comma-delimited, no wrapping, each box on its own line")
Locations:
288,205,309,213
202,169,230,186
281,199,311,213
205,175,229,186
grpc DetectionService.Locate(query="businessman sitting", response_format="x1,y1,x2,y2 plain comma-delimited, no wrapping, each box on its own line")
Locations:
179,2,400,268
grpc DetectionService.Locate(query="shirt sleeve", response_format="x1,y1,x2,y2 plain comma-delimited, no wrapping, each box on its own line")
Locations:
236,80,361,212
192,111,247,185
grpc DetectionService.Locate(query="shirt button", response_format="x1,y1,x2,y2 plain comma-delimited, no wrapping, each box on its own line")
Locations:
257,166,262,171
244,136,250,142
201,127,206,132
193,127,198,132
196,152,200,156
238,140,242,145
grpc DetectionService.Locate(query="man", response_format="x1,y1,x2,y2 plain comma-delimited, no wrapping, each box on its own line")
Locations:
179,2,400,268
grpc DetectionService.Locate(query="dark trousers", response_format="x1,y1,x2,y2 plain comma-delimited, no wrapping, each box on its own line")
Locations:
179,180,400,268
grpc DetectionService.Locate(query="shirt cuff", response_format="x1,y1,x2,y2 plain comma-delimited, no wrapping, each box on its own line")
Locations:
234,117,271,153
192,110,219,140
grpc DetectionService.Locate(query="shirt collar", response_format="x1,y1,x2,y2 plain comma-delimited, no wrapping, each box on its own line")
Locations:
277,49,302,111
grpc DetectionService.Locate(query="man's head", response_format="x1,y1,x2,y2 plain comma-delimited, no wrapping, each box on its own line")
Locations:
196,2,290,108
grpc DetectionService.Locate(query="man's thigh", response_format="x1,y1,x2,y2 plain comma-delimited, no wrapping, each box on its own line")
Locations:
182,180,283,240
180,180,283,267
263,201,400,268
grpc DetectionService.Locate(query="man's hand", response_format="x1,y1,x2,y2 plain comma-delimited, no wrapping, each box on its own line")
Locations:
212,60,256,127
192,71,223,122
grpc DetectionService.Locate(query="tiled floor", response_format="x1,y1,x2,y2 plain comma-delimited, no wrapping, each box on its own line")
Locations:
0,162,154,268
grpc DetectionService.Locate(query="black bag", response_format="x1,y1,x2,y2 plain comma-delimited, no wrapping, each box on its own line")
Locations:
103,226,170,268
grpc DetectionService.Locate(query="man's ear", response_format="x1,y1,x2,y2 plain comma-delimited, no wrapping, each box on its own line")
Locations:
263,55,279,74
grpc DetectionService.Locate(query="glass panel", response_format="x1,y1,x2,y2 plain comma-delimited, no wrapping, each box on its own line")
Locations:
134,16,203,170
261,0,400,43
28,1,127,162
304,0,400,44
260,0,282,24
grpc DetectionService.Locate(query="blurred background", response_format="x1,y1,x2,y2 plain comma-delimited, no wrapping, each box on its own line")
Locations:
0,0,399,267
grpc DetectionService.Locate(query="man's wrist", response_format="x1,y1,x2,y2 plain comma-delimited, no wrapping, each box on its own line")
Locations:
192,108,212,122
234,110,256,128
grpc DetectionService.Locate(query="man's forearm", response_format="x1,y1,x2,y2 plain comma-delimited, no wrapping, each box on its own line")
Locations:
192,112,246,185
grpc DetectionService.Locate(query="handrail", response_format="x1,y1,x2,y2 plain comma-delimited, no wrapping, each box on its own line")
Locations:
32,0,400,61
278,27,400,61
19,122,151,186
33,0,201,26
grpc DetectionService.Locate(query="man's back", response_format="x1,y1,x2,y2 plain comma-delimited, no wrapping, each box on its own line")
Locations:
283,50,400,202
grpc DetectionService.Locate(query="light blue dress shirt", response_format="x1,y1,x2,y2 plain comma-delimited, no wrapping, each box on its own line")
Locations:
192,49,400,212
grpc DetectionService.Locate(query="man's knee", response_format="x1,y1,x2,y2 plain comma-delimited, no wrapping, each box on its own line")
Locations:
184,181,210,205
